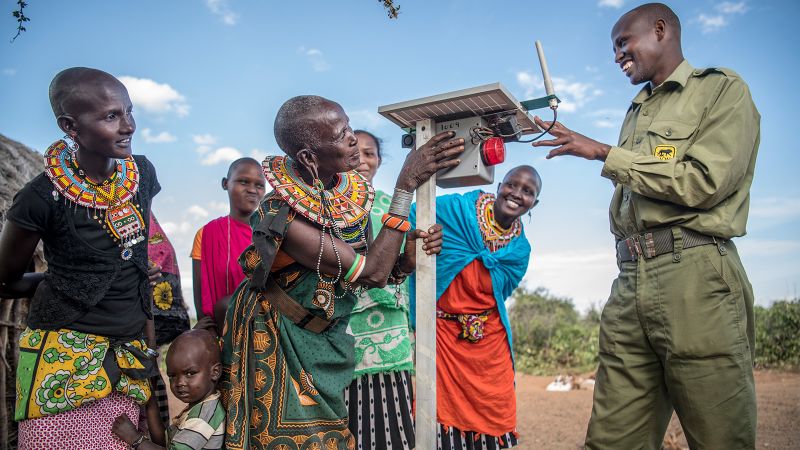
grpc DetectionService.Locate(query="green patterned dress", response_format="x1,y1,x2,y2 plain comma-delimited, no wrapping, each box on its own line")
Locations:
221,156,374,450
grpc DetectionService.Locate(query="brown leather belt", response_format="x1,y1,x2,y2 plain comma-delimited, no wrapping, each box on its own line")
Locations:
616,228,721,262
262,277,336,334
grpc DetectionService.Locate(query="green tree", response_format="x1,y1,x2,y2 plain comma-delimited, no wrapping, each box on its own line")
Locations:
509,287,600,375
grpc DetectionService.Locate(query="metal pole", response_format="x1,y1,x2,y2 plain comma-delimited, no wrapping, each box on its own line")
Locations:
414,118,437,449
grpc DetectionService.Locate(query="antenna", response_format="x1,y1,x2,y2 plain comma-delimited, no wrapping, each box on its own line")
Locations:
535,40,559,110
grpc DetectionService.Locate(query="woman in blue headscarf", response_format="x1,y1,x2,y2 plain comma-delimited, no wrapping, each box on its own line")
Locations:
411,165,541,450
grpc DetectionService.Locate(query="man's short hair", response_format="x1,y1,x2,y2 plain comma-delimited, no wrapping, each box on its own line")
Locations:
273,95,330,156
627,3,681,34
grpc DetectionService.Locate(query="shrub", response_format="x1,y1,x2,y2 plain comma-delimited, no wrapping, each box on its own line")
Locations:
754,298,800,369
509,287,600,375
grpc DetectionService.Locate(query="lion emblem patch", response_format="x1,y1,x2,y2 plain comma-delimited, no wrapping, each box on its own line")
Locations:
653,145,676,160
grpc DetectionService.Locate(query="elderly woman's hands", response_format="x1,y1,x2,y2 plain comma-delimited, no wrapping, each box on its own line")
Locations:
396,131,464,191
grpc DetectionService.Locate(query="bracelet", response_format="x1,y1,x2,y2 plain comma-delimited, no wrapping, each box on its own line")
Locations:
131,434,150,449
388,188,413,218
381,214,412,233
391,259,412,280
344,253,366,283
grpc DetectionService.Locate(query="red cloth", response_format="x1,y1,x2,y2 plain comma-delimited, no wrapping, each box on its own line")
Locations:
436,259,516,437
199,216,251,318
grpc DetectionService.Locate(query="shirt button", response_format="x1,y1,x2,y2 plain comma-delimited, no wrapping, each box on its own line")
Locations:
634,137,643,144
643,110,649,116
665,129,672,136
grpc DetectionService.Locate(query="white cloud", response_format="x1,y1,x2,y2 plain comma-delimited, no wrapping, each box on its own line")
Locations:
249,148,267,161
598,0,624,8
206,0,238,25
118,76,189,117
347,108,386,130
697,14,727,33
523,248,618,312
141,128,177,144
585,65,599,73
749,197,800,220
160,221,194,235
298,47,331,72
186,205,210,219
736,239,800,258
516,71,602,113
717,1,748,14
2,68,16,76
201,146,243,165
193,134,217,154
208,201,229,214
696,2,749,33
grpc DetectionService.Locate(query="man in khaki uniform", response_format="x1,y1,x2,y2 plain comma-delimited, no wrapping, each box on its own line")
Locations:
532,3,760,449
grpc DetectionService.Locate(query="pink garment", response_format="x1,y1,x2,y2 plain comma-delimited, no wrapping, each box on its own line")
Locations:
18,391,140,450
148,212,179,276
200,216,251,318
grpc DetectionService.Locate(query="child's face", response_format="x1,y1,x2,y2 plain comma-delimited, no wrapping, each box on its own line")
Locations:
68,81,136,159
166,344,220,405
224,163,266,217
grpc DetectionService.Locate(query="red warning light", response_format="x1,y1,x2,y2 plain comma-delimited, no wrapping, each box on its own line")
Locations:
481,137,505,166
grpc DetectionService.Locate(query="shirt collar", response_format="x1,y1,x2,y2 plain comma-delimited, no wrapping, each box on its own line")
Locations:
631,59,694,104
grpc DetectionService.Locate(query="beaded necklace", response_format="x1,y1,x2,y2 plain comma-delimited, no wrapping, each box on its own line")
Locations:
476,192,522,252
44,139,146,260
263,155,374,318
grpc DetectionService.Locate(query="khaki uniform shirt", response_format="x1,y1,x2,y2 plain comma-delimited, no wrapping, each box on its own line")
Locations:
601,60,760,240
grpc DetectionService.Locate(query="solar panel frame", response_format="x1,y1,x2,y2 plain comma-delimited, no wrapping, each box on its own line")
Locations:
378,82,540,133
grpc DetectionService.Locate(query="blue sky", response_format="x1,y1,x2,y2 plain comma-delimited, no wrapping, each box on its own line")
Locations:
1,0,798,314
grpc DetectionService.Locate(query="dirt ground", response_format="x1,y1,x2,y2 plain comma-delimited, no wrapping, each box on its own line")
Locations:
515,370,800,450
166,370,799,449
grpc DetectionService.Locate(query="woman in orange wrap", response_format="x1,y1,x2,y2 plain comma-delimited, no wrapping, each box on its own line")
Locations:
411,165,541,449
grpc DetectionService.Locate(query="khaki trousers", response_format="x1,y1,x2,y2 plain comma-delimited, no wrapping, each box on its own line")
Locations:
585,240,756,450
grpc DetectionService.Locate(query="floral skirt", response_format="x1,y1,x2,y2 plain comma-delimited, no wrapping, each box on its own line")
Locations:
15,327,152,421
18,391,140,450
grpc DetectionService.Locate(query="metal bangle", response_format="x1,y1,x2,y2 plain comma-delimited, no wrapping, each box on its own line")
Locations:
389,188,413,218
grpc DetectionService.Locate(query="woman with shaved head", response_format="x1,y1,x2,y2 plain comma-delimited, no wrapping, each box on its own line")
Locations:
219,95,462,449
0,67,161,448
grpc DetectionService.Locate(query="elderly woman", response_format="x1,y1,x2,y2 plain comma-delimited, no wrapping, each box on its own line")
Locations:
220,95,462,450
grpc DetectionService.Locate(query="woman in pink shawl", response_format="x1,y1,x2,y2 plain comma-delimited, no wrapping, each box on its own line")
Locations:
191,158,266,324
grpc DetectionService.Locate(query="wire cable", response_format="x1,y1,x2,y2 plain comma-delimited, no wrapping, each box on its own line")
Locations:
516,107,558,143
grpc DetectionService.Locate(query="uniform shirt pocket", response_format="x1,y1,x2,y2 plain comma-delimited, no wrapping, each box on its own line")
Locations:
647,120,698,161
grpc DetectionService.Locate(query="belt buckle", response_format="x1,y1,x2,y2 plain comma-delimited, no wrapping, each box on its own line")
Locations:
640,232,656,258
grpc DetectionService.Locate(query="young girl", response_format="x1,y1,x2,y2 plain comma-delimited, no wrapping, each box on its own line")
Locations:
190,158,265,324
0,67,160,449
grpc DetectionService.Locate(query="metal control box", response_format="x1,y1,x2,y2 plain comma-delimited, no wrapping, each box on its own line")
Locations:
435,116,493,188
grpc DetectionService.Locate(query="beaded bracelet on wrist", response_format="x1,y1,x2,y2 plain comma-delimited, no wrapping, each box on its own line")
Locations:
381,214,412,233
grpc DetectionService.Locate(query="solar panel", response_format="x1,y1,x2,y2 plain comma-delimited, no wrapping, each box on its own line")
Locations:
378,82,540,133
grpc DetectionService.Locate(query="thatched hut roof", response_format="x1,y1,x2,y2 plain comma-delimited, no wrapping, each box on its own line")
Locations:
0,133,42,232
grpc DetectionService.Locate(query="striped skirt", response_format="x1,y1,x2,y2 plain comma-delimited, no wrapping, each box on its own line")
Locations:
438,424,519,450
345,371,415,450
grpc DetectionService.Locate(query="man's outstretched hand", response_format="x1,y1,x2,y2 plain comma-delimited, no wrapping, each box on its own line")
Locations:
532,116,612,161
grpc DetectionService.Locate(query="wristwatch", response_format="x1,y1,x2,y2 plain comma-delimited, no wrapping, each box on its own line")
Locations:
131,434,150,449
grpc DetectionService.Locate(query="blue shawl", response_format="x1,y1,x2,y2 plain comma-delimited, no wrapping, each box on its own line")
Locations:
409,189,531,359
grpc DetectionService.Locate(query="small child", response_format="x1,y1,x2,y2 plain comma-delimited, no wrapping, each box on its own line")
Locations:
191,158,266,329
113,329,225,449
